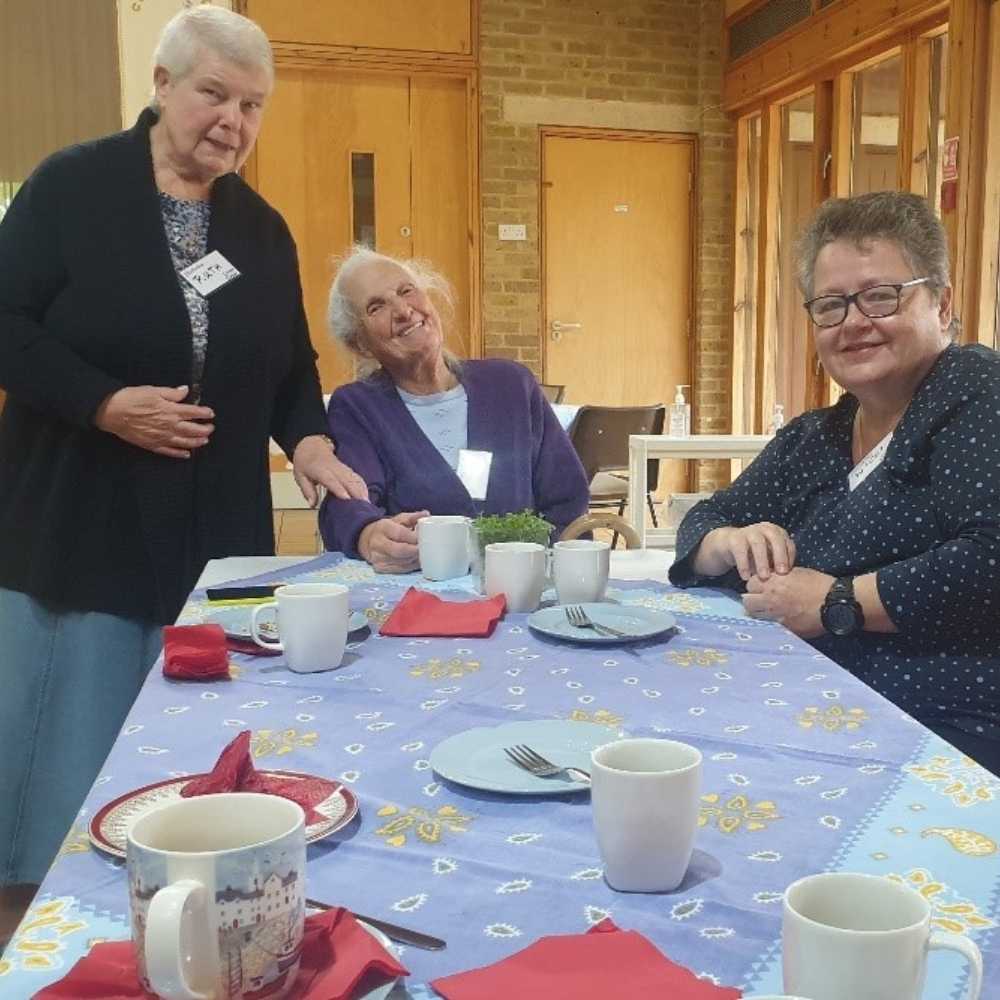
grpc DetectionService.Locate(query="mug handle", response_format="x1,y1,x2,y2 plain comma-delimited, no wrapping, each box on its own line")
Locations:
251,601,283,652
144,879,213,1000
929,930,982,999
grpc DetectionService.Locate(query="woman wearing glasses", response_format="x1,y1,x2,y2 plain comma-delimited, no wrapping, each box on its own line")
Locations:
670,190,1000,773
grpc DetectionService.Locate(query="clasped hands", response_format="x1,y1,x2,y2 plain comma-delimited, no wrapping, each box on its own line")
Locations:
95,384,368,503
700,523,832,638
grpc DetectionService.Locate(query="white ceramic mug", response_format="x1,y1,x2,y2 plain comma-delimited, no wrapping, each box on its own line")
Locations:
127,792,306,1000
251,583,349,673
418,515,472,581
553,538,610,604
590,738,702,892
783,872,983,1000
484,541,547,613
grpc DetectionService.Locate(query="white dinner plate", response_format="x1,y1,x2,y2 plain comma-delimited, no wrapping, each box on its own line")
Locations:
202,603,369,639
527,603,676,644
430,719,621,794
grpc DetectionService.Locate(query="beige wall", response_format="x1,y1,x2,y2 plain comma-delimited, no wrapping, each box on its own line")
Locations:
117,0,232,127
480,0,735,460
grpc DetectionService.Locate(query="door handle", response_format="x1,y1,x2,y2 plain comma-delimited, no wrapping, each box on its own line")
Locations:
550,320,582,342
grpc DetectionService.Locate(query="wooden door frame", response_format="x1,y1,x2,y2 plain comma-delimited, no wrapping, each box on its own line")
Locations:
235,3,481,360
538,125,699,424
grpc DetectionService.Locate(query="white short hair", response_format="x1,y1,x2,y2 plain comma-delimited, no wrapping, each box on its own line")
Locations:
327,245,455,355
149,5,273,111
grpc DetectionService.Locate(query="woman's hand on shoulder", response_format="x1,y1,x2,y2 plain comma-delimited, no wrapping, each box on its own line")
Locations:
693,522,796,581
358,511,429,574
292,435,369,504
94,385,214,458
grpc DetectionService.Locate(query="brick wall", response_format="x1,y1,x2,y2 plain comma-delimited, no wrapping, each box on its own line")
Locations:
480,0,735,483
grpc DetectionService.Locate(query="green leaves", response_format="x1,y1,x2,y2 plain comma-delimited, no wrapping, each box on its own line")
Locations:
473,509,554,547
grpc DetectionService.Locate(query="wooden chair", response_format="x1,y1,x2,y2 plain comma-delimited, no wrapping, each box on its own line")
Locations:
561,513,641,549
539,383,566,404
568,403,665,546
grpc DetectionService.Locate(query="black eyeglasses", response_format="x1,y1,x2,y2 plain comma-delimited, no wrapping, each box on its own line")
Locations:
803,277,931,327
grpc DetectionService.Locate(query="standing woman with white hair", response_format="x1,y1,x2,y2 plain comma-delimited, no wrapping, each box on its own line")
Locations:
0,6,365,884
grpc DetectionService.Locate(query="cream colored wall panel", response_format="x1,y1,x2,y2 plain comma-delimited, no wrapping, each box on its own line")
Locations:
117,0,232,127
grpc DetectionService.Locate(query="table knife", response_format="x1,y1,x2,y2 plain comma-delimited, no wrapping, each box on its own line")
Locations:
305,897,446,950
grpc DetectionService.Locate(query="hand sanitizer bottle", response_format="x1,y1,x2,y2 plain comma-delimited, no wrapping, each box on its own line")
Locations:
668,385,691,437
770,403,785,434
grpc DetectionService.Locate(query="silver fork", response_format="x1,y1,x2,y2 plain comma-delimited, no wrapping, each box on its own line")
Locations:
504,744,591,783
565,604,629,638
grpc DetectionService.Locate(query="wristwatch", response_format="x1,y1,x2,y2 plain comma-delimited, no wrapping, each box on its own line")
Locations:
820,577,865,637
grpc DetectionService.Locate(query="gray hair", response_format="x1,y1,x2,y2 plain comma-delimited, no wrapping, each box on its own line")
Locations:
328,246,459,373
795,191,951,300
149,5,273,111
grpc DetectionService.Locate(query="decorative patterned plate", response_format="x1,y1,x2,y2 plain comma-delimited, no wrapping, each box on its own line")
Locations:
202,604,369,639
527,603,676,644
430,719,620,794
89,771,358,858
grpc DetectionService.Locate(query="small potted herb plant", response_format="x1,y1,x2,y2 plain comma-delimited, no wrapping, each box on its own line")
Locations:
472,510,555,589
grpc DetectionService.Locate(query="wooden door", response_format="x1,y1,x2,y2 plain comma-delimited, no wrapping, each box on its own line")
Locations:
543,133,693,410
255,69,411,391
254,69,473,391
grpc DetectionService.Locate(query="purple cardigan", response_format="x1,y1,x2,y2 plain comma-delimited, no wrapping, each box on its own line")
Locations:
319,359,589,557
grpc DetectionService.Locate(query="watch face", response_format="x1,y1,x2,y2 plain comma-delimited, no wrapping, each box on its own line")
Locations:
823,601,859,636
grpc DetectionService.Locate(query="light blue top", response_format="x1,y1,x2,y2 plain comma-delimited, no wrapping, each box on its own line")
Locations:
396,383,468,469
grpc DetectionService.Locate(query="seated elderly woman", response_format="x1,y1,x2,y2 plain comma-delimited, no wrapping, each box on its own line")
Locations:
669,191,1000,774
319,247,589,572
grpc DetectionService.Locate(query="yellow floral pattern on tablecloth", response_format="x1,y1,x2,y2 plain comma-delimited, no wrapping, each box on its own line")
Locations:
921,827,998,856
308,562,378,584
251,728,318,758
887,868,996,934
568,708,624,728
667,647,729,668
699,792,781,833
0,899,88,977
905,754,1000,807
53,827,91,865
375,804,473,847
626,592,707,615
797,705,868,732
410,657,481,680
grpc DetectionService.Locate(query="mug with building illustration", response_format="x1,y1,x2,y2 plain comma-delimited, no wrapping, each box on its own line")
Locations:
127,792,306,1000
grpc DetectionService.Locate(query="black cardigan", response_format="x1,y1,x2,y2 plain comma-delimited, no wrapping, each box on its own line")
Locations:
0,110,328,623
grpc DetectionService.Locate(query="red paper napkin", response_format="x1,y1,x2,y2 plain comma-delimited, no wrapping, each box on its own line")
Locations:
31,907,408,1000
181,730,336,825
161,624,230,680
431,918,742,1000
380,587,506,637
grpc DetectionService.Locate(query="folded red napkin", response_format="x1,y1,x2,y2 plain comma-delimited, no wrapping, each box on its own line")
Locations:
31,906,408,1000
161,624,230,680
380,587,506,637
431,918,742,999
181,730,337,825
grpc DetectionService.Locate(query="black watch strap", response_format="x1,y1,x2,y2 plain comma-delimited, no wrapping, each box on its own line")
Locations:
820,576,865,637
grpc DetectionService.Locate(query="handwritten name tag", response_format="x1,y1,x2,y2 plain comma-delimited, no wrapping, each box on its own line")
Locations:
180,250,241,297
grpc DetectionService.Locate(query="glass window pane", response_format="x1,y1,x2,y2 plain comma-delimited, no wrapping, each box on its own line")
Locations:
351,152,375,248
851,54,901,195
775,92,814,420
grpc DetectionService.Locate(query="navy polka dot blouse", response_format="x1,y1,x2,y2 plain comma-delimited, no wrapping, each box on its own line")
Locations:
670,344,1000,741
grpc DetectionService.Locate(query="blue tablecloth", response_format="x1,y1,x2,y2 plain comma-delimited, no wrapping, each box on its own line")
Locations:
3,553,998,998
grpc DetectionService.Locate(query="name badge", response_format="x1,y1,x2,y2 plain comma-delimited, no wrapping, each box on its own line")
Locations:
848,431,892,492
180,250,241,297
456,449,493,501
